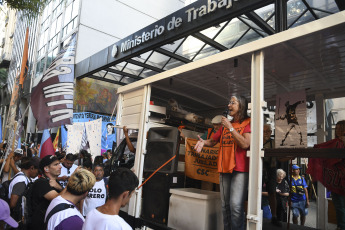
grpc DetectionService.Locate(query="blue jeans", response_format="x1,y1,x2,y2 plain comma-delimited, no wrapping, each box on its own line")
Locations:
220,172,249,230
291,200,308,217
332,192,345,230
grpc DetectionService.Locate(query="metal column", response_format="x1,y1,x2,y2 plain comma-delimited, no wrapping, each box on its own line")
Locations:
247,51,265,230
315,94,327,229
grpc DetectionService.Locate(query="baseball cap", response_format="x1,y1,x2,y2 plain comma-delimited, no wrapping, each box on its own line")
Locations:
39,155,59,172
211,115,222,124
292,165,301,170
14,148,23,155
0,199,18,228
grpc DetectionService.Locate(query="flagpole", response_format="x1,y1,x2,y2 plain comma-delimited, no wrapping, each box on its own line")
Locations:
0,103,30,176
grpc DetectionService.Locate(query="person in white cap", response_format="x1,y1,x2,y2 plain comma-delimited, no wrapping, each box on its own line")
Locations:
200,115,222,140
2,149,23,182
0,198,19,229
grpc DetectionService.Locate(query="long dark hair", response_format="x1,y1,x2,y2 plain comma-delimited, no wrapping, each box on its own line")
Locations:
336,120,345,138
231,95,250,123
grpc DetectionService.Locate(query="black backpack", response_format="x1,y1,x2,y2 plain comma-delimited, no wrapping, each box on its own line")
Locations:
0,173,24,203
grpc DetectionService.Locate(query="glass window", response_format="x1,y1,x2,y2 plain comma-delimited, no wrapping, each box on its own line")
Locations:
50,18,57,39
72,0,80,19
47,51,53,67
64,3,72,26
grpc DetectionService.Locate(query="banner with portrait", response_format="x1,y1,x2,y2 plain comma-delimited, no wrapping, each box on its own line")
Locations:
185,138,219,184
275,90,307,148
73,112,116,152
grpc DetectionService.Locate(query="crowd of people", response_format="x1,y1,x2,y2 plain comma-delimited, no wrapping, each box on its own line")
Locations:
0,96,344,230
0,126,138,230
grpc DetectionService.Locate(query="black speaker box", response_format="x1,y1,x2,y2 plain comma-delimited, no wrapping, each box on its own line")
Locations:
144,127,180,173
141,172,185,225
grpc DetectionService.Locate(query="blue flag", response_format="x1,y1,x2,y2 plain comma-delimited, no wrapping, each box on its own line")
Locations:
61,125,68,150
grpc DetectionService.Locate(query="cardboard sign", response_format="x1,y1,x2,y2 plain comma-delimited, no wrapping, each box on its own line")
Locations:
185,138,219,184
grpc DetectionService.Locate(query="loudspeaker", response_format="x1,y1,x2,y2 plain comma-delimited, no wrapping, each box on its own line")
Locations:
144,127,180,173
141,172,185,225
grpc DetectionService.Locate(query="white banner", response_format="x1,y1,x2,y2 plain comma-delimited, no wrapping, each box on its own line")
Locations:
66,123,84,154
85,118,102,159
275,90,307,148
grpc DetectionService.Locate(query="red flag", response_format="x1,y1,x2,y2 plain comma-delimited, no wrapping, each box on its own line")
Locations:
53,128,60,150
307,138,345,196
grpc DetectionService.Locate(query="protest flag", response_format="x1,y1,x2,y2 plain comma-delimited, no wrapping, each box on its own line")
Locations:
39,129,55,158
53,127,60,150
31,34,77,131
61,125,68,150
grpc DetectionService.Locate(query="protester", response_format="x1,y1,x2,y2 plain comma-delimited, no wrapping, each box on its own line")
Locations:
103,151,110,163
195,95,251,230
30,155,65,230
8,157,40,221
94,156,103,166
262,124,281,226
83,159,93,172
81,164,108,217
201,115,223,139
45,168,95,230
276,169,289,222
58,153,78,188
0,198,19,229
331,120,345,230
291,165,309,225
83,168,138,230
2,149,23,182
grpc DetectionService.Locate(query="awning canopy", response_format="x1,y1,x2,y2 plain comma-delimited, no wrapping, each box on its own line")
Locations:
76,0,341,89
116,11,345,119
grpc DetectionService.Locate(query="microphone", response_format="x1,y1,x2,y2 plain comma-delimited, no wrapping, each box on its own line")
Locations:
223,108,233,121
223,109,229,117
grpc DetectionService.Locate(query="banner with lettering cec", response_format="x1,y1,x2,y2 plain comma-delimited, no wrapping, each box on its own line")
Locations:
185,138,219,184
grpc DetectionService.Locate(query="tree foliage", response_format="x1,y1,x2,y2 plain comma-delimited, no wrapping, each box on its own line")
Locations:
4,0,49,18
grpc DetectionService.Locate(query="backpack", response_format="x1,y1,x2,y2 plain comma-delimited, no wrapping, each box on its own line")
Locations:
44,203,74,230
0,173,24,203
20,181,35,229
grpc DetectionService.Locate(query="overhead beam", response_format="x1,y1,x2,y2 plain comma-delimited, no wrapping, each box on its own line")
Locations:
126,59,163,73
106,68,143,81
154,48,191,64
245,12,275,35
192,32,228,51
86,75,126,86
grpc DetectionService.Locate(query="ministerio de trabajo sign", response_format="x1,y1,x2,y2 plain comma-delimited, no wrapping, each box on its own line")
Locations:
77,0,272,78
119,0,236,54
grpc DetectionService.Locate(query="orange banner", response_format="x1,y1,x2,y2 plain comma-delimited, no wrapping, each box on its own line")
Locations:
185,138,219,184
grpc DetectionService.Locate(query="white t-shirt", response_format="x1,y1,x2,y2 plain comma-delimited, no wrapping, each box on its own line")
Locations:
8,172,29,199
59,163,78,188
82,179,107,216
83,208,132,230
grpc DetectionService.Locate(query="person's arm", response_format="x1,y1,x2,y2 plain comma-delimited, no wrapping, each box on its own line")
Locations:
221,117,251,149
3,152,14,173
194,135,217,153
44,186,67,201
10,194,20,208
10,158,20,175
123,126,136,153
304,179,309,207
57,175,68,181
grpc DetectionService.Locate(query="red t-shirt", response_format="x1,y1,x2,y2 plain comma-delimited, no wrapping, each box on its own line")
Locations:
212,122,251,172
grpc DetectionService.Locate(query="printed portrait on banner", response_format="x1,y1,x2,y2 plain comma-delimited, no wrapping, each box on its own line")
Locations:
275,90,307,148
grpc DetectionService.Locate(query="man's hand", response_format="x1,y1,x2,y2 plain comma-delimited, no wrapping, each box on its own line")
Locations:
60,175,68,181
123,126,128,136
49,179,62,190
7,152,14,160
194,135,205,153
306,200,310,208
